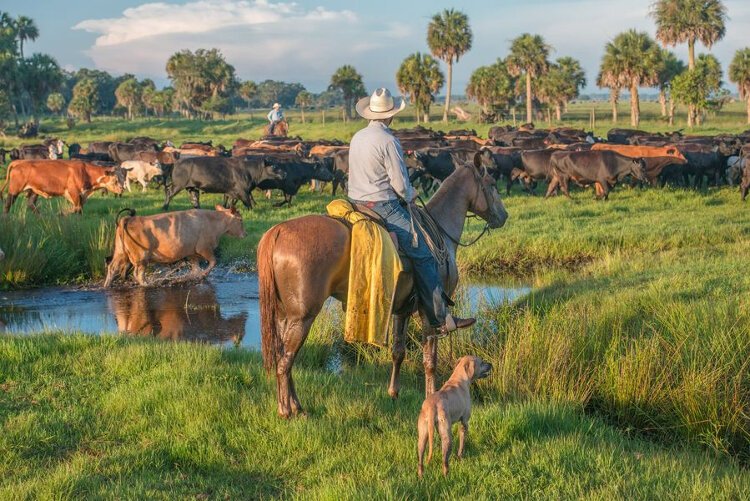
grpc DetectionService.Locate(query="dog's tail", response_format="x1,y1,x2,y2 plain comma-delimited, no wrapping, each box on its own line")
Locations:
258,225,282,374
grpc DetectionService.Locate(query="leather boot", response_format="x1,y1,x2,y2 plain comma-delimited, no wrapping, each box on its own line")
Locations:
432,314,476,339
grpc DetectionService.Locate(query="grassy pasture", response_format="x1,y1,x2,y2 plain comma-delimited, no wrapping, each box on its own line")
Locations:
0,335,749,499
1,106,750,497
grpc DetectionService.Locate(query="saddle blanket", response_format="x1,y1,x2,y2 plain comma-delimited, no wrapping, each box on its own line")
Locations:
326,199,403,346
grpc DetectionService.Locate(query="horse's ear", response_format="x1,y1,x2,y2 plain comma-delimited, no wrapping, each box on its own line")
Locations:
473,151,483,170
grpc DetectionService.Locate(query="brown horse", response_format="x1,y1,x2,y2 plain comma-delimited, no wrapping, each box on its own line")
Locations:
263,120,289,138
258,154,508,418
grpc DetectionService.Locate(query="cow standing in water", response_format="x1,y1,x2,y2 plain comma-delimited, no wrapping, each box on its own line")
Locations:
104,206,247,287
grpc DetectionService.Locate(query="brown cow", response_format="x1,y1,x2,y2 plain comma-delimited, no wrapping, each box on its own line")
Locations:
592,143,688,184
1,159,123,214
308,144,349,157
103,206,246,287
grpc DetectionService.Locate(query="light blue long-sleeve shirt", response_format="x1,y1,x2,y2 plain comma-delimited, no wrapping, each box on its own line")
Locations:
348,121,416,203
267,109,283,122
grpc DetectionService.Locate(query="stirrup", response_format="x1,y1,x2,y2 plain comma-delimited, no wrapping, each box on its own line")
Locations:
426,315,458,341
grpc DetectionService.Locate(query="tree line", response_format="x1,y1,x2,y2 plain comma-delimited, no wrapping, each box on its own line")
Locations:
2,0,750,130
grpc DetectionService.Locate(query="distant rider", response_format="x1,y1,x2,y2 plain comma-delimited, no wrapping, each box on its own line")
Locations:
267,103,284,135
347,88,476,338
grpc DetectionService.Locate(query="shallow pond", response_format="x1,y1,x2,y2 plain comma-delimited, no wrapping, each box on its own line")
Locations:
0,271,530,349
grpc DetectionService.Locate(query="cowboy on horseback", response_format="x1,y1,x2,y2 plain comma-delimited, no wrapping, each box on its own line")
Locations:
267,103,284,135
348,88,476,337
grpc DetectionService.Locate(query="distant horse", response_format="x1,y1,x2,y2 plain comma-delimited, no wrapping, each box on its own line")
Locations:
258,153,508,418
263,120,289,138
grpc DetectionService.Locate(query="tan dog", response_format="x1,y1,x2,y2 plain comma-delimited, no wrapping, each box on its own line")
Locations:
417,355,493,478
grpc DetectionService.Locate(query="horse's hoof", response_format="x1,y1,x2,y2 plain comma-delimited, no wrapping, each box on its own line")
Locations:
388,388,400,400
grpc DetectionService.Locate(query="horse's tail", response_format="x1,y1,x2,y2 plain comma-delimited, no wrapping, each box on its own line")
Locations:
259,225,282,374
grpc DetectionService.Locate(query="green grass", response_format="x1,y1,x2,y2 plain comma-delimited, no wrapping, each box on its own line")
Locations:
1,334,748,499
2,107,750,496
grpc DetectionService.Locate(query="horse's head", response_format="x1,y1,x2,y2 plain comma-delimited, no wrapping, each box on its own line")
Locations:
467,151,508,229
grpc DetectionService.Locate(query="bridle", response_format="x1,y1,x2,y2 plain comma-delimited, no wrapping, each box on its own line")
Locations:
418,165,497,248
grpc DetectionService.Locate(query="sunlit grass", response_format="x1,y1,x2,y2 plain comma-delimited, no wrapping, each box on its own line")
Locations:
0,335,748,499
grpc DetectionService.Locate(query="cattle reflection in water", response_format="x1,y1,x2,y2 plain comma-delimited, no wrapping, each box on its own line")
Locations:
106,282,247,344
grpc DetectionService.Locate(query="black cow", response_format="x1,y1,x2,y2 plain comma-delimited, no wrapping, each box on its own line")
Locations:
257,158,334,207
128,136,161,149
108,142,157,164
519,149,557,194
164,156,286,210
678,147,726,189
88,142,115,160
548,150,648,200
607,128,648,144
71,152,115,162
405,149,495,195
484,147,523,194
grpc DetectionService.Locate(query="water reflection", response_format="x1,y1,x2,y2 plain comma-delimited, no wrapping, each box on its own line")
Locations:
0,273,529,349
107,284,247,344
0,272,261,348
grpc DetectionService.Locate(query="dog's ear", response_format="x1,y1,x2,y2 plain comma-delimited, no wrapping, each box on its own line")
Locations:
463,356,476,379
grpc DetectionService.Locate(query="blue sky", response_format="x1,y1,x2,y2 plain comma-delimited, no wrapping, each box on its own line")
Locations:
3,0,749,94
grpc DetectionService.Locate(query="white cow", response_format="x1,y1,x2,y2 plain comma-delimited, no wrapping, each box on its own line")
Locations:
0,247,5,261
121,160,163,192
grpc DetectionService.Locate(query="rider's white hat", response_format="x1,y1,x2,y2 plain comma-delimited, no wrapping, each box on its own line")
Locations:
273,103,281,109
355,88,406,120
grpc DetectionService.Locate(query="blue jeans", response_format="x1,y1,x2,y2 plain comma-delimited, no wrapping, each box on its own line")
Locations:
367,199,446,327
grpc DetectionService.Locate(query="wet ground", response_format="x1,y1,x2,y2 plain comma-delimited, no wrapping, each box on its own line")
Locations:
0,272,530,349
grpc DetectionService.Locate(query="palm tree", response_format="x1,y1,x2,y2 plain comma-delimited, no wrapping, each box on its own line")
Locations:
555,56,586,113
295,90,312,124
657,50,686,124
729,48,750,125
239,80,257,107
68,77,99,123
46,92,65,116
427,8,472,123
396,53,444,123
506,34,550,123
466,59,514,114
19,53,62,123
596,65,623,124
329,65,365,121
651,0,727,125
600,30,662,127
538,58,585,122
14,16,38,58
115,77,142,120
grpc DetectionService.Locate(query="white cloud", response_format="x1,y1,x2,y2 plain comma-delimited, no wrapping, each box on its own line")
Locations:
72,0,405,88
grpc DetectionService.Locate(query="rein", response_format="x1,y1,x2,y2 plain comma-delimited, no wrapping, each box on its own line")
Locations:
416,166,494,248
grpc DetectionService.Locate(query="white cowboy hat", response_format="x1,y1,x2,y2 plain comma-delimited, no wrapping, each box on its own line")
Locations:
355,88,406,120
273,103,281,109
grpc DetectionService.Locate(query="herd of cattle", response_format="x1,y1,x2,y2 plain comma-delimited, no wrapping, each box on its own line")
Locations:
2,123,750,217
